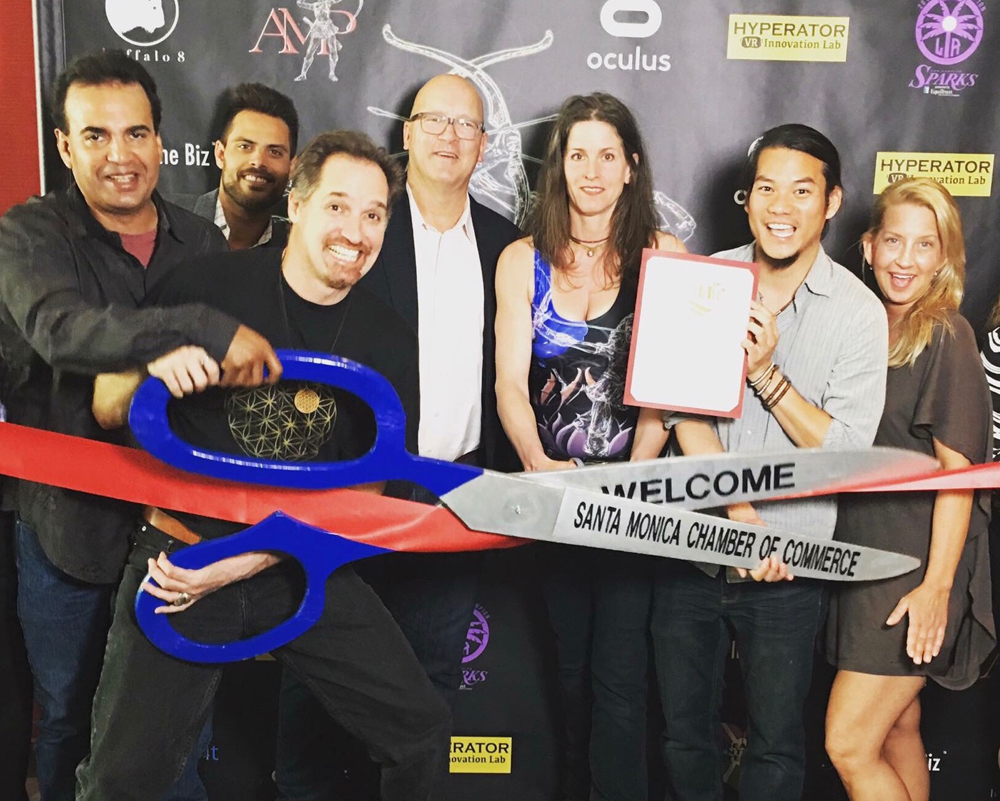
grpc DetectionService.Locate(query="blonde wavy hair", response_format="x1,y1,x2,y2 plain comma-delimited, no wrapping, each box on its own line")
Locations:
864,178,965,368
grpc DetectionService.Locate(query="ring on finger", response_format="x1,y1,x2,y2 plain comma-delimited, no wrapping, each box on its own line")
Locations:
172,592,191,607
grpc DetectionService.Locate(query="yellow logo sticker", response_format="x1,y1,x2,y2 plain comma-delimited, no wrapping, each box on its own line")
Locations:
449,736,512,774
727,15,850,62
873,153,994,197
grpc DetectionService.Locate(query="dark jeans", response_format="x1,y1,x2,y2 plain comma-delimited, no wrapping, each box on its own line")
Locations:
275,550,479,800
76,526,450,801
15,519,210,801
541,545,653,801
1,514,31,801
651,561,825,801
15,518,114,801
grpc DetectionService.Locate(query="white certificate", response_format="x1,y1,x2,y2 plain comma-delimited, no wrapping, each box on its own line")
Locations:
625,250,758,418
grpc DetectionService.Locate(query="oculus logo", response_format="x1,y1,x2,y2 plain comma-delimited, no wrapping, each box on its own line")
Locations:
591,0,671,72
600,0,663,39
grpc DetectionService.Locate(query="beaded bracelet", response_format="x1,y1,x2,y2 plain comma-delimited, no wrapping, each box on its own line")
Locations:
748,363,776,390
765,376,793,410
761,373,789,408
757,370,780,399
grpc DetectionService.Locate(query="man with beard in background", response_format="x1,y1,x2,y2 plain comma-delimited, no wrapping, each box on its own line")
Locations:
175,83,298,250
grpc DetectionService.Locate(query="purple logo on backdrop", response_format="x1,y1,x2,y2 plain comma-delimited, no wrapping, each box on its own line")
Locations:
460,604,490,689
463,605,490,663
908,0,985,96
915,0,984,65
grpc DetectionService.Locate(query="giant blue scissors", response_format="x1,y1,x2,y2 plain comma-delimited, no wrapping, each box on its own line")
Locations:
130,351,934,663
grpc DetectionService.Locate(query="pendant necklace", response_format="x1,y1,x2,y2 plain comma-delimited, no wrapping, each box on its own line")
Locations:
277,270,355,413
570,235,610,258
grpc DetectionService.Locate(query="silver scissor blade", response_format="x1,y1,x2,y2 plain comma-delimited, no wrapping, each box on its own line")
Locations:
440,474,920,582
514,447,939,510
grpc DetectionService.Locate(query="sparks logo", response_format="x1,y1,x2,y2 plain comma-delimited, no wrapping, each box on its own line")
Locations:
908,0,984,96
589,0,671,73
463,604,490,664
250,0,364,82
916,0,983,64
459,604,491,689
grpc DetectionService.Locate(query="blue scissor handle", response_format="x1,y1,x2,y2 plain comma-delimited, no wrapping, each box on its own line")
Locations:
129,349,479,498
135,512,390,663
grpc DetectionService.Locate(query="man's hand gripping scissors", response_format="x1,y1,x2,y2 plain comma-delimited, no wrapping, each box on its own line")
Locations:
129,351,934,663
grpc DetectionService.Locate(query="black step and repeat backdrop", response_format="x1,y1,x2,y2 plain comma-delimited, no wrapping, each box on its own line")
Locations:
34,1,1000,798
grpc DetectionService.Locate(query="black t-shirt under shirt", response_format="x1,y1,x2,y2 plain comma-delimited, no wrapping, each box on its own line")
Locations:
144,247,419,539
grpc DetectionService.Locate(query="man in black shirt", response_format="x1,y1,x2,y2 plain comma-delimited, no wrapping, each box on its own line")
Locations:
0,50,279,801
77,130,449,801
277,73,521,800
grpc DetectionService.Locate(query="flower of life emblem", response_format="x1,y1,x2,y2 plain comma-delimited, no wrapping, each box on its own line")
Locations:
226,383,337,460
294,388,321,414
915,0,984,66
368,25,696,240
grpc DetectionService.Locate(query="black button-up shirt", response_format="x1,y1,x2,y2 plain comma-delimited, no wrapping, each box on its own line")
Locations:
0,186,238,583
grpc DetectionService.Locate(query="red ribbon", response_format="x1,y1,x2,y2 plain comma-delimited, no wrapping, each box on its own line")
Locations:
0,422,519,553
0,422,995,552
836,460,1000,494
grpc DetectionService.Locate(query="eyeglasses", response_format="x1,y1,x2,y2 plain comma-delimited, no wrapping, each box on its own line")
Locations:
409,112,484,140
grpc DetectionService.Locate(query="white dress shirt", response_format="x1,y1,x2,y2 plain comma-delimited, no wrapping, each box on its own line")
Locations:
408,185,484,461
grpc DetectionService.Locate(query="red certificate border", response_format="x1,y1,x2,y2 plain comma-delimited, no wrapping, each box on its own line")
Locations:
624,249,759,419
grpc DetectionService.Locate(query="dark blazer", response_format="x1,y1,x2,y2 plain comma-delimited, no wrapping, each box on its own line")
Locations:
170,188,290,249
359,193,521,471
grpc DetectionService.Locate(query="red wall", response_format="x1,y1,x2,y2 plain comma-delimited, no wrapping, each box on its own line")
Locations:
0,0,41,213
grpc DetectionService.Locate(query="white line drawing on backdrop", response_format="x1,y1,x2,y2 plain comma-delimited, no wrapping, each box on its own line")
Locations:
369,25,555,225
368,24,696,240
294,0,364,82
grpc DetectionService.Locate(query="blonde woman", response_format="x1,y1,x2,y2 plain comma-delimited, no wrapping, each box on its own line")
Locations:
824,178,995,801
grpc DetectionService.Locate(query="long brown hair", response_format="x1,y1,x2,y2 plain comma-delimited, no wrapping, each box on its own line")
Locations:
527,93,658,288
865,178,965,368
